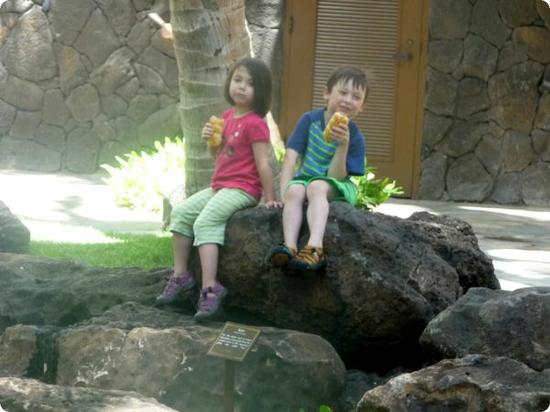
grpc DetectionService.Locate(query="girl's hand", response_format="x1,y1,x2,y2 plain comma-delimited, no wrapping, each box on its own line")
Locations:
201,122,213,143
330,123,350,146
263,200,283,209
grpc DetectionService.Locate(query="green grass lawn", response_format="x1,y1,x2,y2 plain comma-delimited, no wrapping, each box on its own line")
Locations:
29,232,173,269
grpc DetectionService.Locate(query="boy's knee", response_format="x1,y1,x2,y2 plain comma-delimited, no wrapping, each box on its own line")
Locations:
306,180,330,197
284,185,306,202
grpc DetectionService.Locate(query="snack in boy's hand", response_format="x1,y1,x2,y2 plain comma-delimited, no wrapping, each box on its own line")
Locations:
208,116,224,149
323,112,349,142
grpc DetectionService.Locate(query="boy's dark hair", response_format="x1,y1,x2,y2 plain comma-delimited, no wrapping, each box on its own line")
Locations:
224,57,272,118
326,67,368,100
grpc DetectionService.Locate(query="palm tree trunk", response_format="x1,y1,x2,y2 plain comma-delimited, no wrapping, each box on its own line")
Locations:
169,0,251,196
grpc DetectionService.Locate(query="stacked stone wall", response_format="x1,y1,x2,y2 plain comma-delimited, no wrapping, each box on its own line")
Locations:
420,0,550,206
0,0,284,173
0,0,181,173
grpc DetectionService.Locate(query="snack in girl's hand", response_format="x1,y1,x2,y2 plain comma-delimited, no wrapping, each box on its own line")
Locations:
208,116,224,149
323,112,349,142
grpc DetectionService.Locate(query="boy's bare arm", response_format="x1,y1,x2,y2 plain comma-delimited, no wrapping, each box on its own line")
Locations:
279,149,299,201
253,142,282,207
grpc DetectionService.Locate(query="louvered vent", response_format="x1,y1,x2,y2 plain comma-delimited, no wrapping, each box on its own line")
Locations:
312,0,400,160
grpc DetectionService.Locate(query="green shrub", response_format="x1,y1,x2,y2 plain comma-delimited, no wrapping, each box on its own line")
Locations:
101,140,400,213
352,162,404,210
274,144,286,165
298,406,333,412
101,137,186,212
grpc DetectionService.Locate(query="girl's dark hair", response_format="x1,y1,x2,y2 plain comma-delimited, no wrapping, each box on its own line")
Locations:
326,67,369,100
224,57,272,117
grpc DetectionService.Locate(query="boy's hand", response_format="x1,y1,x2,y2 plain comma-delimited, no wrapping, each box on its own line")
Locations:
263,200,283,209
329,123,350,146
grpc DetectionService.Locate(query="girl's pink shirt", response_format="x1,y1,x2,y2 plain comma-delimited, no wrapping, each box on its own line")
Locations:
210,109,270,200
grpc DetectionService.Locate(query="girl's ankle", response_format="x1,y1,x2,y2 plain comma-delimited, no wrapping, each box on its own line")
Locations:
173,270,192,278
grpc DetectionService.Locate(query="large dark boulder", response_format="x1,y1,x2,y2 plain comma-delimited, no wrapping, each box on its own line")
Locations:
357,355,550,412
420,287,550,371
0,253,169,331
220,204,498,368
0,200,30,253
0,204,508,410
0,204,498,371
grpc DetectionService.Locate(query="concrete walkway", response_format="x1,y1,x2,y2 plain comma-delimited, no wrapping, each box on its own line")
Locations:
374,199,550,291
0,170,163,243
1,170,549,291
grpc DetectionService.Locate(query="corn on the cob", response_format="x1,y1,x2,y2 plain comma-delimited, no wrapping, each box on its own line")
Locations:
323,112,349,142
208,116,224,149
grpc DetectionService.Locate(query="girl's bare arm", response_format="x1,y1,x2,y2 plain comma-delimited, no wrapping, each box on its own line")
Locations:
253,142,282,208
279,148,299,202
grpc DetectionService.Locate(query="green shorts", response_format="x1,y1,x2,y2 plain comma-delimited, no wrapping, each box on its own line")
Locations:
287,175,357,205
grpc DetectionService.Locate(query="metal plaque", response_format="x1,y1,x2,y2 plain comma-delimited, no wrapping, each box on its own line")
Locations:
207,322,261,362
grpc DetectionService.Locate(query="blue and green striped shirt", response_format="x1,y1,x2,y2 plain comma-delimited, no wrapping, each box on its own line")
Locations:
287,108,366,178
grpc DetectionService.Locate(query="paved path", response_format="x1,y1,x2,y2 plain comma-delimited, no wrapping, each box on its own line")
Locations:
1,170,549,290
0,170,162,244
374,199,550,290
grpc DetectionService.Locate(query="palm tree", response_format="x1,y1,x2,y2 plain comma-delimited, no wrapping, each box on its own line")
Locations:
169,0,250,195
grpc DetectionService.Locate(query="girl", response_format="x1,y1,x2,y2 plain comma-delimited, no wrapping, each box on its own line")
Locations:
156,57,281,321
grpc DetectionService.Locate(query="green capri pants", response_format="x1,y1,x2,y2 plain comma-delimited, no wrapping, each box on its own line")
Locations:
169,187,257,246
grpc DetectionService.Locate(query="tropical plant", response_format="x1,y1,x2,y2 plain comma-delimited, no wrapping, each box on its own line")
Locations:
352,162,404,210
298,405,333,412
273,144,286,165
100,137,186,212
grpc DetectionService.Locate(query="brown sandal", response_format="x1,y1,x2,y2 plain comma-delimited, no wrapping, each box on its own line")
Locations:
288,245,326,271
269,243,297,267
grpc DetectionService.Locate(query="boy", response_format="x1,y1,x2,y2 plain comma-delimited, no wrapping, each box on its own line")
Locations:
269,66,368,271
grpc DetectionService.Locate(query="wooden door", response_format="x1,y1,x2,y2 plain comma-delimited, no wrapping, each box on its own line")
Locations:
280,0,429,196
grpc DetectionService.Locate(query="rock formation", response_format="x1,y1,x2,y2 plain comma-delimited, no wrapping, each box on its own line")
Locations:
420,287,550,371
357,355,550,412
0,200,29,253
222,206,498,369
0,204,508,410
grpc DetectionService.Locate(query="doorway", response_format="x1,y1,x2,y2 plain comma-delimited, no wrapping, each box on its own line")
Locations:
280,0,429,196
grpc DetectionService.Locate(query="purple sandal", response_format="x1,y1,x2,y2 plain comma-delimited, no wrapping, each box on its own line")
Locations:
155,272,196,305
194,283,228,322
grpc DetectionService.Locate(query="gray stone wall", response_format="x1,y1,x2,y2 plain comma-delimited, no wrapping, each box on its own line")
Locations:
0,0,181,173
0,0,284,173
420,0,550,206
